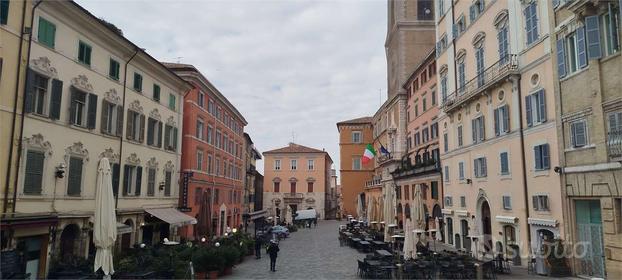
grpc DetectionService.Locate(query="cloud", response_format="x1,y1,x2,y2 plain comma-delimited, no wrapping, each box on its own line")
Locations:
77,0,388,176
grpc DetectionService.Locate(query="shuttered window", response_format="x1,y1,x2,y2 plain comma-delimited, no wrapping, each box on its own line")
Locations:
24,150,44,195
457,125,463,147
122,165,142,196
576,26,588,68
78,41,92,66
571,120,588,148
585,15,602,59
147,117,162,147
458,162,465,180
476,47,485,87
498,26,509,64
503,196,512,210
494,105,510,135
109,59,120,80
526,90,546,126
164,124,178,151
443,133,448,152
111,163,120,195
534,144,550,170
556,38,567,78
474,157,487,178
127,110,144,142
164,171,172,196
70,89,97,128
444,166,449,181
146,168,156,196
457,62,466,92
133,73,142,92
524,2,539,45
431,181,439,199
472,116,485,144
500,152,509,175
37,17,56,48
153,84,160,101
67,157,83,196
168,94,176,111
308,182,314,193
274,182,280,193
101,101,123,136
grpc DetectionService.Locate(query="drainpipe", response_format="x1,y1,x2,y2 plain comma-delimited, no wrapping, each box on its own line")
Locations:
115,47,139,208
515,74,533,257
10,0,43,214
451,0,458,93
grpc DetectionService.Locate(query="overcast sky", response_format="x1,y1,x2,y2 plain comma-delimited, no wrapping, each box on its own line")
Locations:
77,0,388,176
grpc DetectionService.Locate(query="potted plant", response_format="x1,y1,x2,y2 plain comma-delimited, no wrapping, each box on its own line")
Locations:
220,246,239,275
193,248,222,279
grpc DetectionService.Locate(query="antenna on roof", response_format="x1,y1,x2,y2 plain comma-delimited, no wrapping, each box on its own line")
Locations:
174,56,183,63
291,131,297,143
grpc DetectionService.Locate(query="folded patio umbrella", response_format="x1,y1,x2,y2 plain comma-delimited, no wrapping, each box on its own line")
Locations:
94,158,117,277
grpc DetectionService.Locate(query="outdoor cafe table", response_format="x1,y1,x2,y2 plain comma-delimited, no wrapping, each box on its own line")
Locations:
351,238,361,248
371,241,387,250
376,249,392,257
359,240,371,252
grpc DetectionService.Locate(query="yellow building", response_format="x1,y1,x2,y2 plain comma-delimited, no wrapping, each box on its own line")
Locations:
551,1,621,278
436,0,563,268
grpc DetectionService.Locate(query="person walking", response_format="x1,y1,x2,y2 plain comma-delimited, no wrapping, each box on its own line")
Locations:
267,240,280,272
313,218,317,228
254,235,263,259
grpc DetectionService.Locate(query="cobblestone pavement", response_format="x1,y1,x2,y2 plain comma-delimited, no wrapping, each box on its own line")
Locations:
224,220,365,279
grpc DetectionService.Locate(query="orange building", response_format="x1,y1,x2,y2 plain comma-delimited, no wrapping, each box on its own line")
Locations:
165,63,247,239
337,117,375,218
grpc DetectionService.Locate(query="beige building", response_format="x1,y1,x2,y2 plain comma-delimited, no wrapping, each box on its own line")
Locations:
436,0,563,268
1,1,192,277
551,0,621,278
262,143,333,223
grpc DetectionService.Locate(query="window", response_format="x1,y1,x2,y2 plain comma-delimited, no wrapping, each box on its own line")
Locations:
494,105,510,135
28,72,50,116
460,196,466,207
308,159,314,170
440,74,448,102
444,166,450,181
0,0,8,25
164,170,172,196
23,150,44,195
431,123,439,139
457,125,463,147
197,150,203,170
422,127,429,143
274,182,280,193
67,156,83,196
207,154,213,174
215,130,221,148
352,131,362,143
500,152,510,175
164,124,178,151
602,6,621,56
472,116,485,144
475,47,485,87
533,195,549,211
570,120,588,148
290,182,296,193
208,99,215,115
109,59,120,80
414,103,419,117
503,196,512,210
417,0,433,20
524,2,539,45
308,182,314,192
458,162,465,180
534,144,550,170
498,25,509,64
169,94,176,110
474,157,487,178
444,196,453,207
431,90,437,105
415,131,421,146
291,159,297,170
443,133,448,152
352,156,362,170
70,89,97,129
133,73,142,92
457,61,466,92
215,158,220,175
196,119,204,140
526,90,547,126
407,136,412,150
146,117,162,147
455,16,466,37
123,165,142,196
423,97,427,111
198,91,205,107
147,168,156,196
274,159,281,170
609,111,622,132
126,110,144,142
78,41,92,66
37,17,56,48
431,181,439,199
152,84,161,101
447,217,454,244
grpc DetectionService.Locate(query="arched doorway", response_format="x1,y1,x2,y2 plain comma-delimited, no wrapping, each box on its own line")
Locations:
481,201,492,253
504,225,520,264
461,219,471,253
121,219,134,249
60,224,80,258
432,205,443,242
536,229,555,275
446,217,454,245
455,233,461,249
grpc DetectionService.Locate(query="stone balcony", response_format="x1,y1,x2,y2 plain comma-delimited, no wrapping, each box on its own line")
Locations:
365,176,382,189
441,54,519,113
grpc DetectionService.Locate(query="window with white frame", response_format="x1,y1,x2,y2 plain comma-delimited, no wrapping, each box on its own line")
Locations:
146,117,162,147
534,144,550,170
524,2,539,45
197,150,203,170
601,5,621,56
609,111,622,132
275,159,281,170
458,162,465,180
24,150,45,195
352,156,362,170
526,90,547,126
474,157,487,178
101,100,123,136
123,164,142,196
147,168,156,196
472,115,485,144
196,119,204,140
198,91,205,108
475,46,485,87
440,73,448,102
570,120,588,148
457,59,466,93
444,166,449,181
500,151,510,175
127,110,144,142
308,159,314,170
291,159,297,170
503,196,512,210
444,196,453,207
497,20,510,64
533,195,549,211
443,132,448,152
457,125,463,147
460,196,466,207
208,154,213,174
164,170,172,196
494,105,510,135
28,72,50,116
164,124,178,151
352,131,362,143
70,89,97,128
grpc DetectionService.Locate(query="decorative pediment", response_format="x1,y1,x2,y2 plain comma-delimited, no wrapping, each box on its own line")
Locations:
163,160,174,171
472,32,486,47
65,142,89,161
104,89,121,104
289,177,298,183
99,148,119,163
306,177,316,183
149,109,161,120
23,134,53,155
477,188,488,203
166,116,176,127
71,75,93,92
126,153,141,165
129,100,143,113
273,177,282,183
305,197,316,204
146,157,158,169
493,9,509,28
30,57,58,78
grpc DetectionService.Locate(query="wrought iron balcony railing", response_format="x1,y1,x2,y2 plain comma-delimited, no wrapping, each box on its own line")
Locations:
441,54,519,113
608,129,622,159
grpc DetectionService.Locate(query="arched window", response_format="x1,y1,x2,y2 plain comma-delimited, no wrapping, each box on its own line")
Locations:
494,10,510,64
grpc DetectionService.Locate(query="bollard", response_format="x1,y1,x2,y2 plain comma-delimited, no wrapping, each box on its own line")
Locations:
396,263,403,279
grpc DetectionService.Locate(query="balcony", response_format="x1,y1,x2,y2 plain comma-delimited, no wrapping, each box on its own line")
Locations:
391,158,441,179
377,153,394,164
283,193,304,199
609,129,622,160
441,54,519,113
365,176,382,188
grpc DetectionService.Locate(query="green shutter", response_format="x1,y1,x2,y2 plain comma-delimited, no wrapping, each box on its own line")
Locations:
24,151,44,194
0,0,9,25
153,84,160,101
164,171,171,196
38,17,56,48
135,166,142,196
109,59,120,80
49,79,63,120
67,157,83,196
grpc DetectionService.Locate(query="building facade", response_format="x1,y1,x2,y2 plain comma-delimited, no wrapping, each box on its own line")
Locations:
262,143,333,223
337,117,374,218
436,0,563,267
1,1,193,277
392,48,443,234
166,63,247,239
325,168,340,219
551,0,622,278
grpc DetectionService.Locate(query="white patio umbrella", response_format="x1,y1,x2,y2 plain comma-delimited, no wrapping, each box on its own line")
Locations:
403,218,414,260
383,186,395,242
366,196,373,223
412,184,427,257
434,218,442,241
93,158,117,277
356,195,364,220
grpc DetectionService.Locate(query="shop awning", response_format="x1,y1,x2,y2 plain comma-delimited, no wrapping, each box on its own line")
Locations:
455,210,470,217
145,207,197,227
495,215,518,224
528,218,558,227
246,209,268,220
441,209,453,215
117,222,132,234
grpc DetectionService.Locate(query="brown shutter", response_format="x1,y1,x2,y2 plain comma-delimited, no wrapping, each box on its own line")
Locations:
101,100,109,133
126,111,133,140
116,106,124,137
139,114,145,142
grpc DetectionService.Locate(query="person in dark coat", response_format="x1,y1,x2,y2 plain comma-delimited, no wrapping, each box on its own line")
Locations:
254,235,263,259
267,240,280,272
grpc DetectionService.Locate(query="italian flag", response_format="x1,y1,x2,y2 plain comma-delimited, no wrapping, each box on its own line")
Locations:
362,144,376,165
